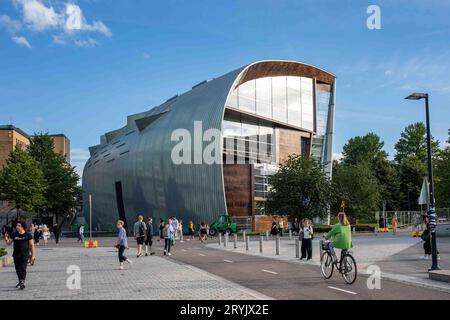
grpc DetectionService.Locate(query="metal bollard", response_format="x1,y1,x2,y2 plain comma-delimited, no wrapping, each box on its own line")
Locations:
246,236,249,251
276,236,280,255
224,233,229,247
295,238,300,258
243,230,246,242
234,234,237,249
289,229,292,240
260,235,263,253
218,233,222,246
266,230,269,241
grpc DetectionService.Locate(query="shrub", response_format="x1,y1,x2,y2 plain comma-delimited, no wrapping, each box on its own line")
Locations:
0,248,7,258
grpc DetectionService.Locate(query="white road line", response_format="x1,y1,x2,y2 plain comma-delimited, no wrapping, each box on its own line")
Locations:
327,286,357,295
261,269,278,275
223,259,233,263
199,253,206,257
181,249,187,252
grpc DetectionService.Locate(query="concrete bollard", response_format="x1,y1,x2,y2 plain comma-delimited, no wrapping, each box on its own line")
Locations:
295,238,300,258
260,235,263,253
234,234,238,249
276,236,280,255
289,229,292,240
243,230,246,242
218,233,222,246
224,233,229,247
266,230,269,241
246,236,249,251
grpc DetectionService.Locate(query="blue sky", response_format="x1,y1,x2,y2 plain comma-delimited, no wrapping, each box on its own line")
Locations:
1,0,450,178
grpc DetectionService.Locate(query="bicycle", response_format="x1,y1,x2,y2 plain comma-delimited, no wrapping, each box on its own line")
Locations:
320,239,357,285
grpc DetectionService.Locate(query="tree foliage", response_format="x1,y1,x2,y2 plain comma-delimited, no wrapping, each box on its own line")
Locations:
28,134,81,221
435,129,450,207
266,155,335,220
342,133,387,166
0,145,47,212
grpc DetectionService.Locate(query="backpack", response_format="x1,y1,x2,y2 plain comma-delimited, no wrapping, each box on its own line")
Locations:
138,222,145,237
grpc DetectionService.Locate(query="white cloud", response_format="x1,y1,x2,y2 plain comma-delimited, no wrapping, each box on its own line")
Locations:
332,152,344,162
12,35,31,48
74,37,98,47
15,0,61,32
71,148,91,162
0,14,22,33
9,0,112,47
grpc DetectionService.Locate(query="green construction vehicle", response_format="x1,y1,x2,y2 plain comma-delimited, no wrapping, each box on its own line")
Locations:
209,215,238,236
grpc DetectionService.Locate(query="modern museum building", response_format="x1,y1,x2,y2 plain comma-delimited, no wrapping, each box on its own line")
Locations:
82,60,336,231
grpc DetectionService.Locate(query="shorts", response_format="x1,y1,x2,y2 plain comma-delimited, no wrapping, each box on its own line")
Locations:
136,237,145,245
145,238,153,246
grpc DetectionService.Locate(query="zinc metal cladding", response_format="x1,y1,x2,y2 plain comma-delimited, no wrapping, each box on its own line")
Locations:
83,67,245,231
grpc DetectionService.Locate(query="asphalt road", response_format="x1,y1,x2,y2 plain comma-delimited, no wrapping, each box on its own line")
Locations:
161,238,450,300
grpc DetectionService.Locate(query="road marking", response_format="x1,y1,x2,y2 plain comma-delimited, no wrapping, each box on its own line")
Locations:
327,286,357,295
199,253,206,257
261,269,278,275
181,249,187,252
223,259,233,263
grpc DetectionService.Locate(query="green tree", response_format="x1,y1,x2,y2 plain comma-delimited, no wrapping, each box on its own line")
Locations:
342,133,387,166
435,129,450,207
28,134,81,224
397,156,427,211
0,145,47,214
266,155,335,220
332,162,381,224
394,122,440,164
341,133,400,211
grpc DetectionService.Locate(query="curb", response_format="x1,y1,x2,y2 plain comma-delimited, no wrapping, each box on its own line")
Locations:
380,272,450,294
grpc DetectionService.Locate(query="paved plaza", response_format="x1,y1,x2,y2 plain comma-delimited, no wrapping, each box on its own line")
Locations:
0,244,271,300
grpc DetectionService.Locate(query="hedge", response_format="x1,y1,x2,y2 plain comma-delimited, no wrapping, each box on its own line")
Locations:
0,248,7,258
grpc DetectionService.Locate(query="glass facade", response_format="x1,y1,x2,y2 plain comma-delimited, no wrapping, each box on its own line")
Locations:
227,76,314,131
222,118,275,164
311,89,332,171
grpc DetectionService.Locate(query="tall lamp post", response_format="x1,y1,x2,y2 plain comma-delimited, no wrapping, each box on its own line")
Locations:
405,93,440,271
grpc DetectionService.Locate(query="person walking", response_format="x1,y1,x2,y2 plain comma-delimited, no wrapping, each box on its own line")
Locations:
178,219,184,243
4,221,36,290
172,216,178,245
278,218,284,237
421,214,440,260
42,225,50,246
116,220,132,270
53,223,61,245
158,218,164,242
270,218,278,236
78,225,85,244
391,213,399,235
164,219,174,256
188,221,195,240
145,217,155,256
33,224,41,246
199,222,207,243
300,219,314,260
133,215,146,258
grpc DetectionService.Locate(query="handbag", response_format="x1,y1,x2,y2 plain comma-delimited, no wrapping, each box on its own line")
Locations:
421,229,430,242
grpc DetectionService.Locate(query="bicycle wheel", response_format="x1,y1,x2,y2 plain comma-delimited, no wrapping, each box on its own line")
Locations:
341,254,357,285
320,251,334,279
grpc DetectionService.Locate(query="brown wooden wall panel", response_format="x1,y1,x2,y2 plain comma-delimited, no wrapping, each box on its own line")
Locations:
223,164,254,217
277,128,306,164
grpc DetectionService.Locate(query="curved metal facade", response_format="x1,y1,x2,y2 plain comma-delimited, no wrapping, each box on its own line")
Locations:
82,60,335,231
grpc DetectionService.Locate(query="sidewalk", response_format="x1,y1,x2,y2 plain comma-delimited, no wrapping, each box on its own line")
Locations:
206,232,450,293
0,245,271,300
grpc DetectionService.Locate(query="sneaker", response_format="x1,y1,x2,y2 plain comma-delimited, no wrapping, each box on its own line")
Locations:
126,259,133,264
19,282,25,290
15,282,22,289
145,253,149,257
421,255,430,260
168,252,172,256
119,265,124,270
150,252,155,256
137,253,143,258
164,250,166,256
438,255,441,260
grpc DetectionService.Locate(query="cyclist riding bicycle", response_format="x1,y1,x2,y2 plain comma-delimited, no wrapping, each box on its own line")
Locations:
324,212,353,263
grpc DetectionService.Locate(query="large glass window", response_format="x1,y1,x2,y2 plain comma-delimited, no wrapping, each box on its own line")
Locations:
238,80,256,113
287,76,301,127
272,77,287,123
301,77,314,131
227,88,239,108
255,77,272,118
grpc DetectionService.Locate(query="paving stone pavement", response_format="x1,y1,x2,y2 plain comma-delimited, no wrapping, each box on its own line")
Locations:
0,246,271,300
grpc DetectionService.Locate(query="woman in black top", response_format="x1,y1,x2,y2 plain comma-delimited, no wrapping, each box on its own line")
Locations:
4,221,36,290
159,218,164,242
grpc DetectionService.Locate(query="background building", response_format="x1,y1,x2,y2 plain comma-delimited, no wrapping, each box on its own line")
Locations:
83,60,336,231
0,125,30,168
50,134,70,163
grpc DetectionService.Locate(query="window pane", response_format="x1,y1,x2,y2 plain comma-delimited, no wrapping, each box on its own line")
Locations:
272,76,287,123
227,88,239,108
301,77,314,131
255,77,272,118
238,80,256,113
287,76,301,127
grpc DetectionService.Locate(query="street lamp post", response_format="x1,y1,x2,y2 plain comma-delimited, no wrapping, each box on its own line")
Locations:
405,93,440,270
